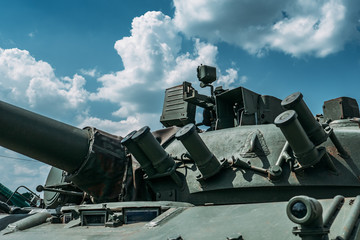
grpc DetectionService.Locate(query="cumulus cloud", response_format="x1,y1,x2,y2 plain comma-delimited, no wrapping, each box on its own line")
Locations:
0,48,89,116
80,68,98,77
173,0,360,57
90,11,235,126
78,113,161,137
217,68,238,88
90,11,183,105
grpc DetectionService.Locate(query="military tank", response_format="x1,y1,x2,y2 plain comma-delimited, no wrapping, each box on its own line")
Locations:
1,65,360,239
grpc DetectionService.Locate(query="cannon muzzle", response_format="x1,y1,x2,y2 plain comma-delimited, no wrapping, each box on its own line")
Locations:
0,100,128,202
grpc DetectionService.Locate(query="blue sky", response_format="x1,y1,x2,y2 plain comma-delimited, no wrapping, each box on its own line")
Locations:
0,0,359,192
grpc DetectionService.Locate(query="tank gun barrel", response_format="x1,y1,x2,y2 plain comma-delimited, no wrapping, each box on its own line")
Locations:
0,100,90,173
0,100,128,202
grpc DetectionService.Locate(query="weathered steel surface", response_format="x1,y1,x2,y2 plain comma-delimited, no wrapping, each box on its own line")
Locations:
1,197,360,239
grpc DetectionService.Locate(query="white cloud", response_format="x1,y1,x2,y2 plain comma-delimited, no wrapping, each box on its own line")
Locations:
0,48,89,116
217,68,238,89
267,0,348,57
173,0,360,57
112,104,138,118
90,11,182,103
80,68,98,77
163,39,218,87
90,11,222,122
240,75,248,84
78,113,161,137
